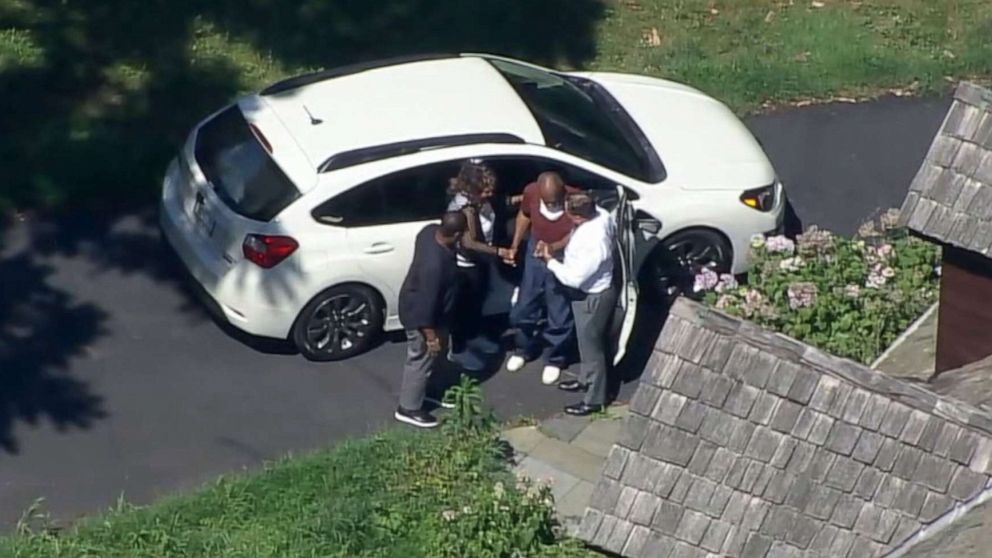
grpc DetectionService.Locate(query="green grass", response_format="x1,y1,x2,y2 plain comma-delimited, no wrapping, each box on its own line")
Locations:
592,0,992,111
1,0,991,211
0,427,597,558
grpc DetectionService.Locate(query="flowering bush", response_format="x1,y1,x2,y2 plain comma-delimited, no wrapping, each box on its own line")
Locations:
698,210,940,364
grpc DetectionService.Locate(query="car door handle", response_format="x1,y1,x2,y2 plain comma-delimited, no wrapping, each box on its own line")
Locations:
363,242,394,255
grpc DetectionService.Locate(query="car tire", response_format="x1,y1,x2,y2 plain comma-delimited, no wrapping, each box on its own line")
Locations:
291,285,384,361
640,228,733,302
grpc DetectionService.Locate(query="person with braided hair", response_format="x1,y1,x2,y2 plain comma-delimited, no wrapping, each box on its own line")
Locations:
445,160,516,371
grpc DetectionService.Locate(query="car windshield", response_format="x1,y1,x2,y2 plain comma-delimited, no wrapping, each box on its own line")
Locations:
194,106,300,221
488,59,650,181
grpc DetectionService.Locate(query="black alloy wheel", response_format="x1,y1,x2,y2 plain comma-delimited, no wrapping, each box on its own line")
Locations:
292,285,384,361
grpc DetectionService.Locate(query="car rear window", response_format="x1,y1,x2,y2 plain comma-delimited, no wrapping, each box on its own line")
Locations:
194,106,300,221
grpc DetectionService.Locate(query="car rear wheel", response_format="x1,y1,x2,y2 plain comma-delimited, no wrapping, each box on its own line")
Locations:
292,285,384,361
641,228,733,302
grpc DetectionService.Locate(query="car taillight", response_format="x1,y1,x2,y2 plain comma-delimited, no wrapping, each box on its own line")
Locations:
243,234,298,268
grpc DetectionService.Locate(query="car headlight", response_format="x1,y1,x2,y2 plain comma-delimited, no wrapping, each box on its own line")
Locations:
740,182,777,212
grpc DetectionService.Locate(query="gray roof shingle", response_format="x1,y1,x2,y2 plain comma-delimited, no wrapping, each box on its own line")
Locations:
899,82,992,254
581,298,992,557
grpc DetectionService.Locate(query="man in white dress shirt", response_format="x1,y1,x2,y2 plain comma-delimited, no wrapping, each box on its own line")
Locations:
537,193,617,416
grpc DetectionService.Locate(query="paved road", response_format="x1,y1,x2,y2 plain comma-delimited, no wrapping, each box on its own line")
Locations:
0,94,951,529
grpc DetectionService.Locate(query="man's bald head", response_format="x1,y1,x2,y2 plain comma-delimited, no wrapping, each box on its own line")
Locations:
437,210,467,247
537,171,565,206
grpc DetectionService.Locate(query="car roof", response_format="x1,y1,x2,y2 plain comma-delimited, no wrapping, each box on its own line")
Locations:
257,55,547,171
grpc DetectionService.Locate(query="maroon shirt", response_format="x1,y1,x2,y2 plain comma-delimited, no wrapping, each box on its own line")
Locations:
520,182,581,244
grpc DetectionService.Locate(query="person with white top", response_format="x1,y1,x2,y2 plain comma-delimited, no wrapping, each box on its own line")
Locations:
537,192,617,416
446,160,515,371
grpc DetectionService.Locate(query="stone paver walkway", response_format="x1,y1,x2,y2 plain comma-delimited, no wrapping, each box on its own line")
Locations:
503,406,628,535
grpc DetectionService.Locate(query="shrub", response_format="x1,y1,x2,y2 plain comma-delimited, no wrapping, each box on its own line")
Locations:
696,210,940,364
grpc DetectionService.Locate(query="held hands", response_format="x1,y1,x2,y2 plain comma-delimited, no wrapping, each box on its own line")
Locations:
497,246,517,267
534,241,552,261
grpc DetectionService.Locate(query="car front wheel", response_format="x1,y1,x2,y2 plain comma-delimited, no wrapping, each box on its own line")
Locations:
641,228,733,302
292,285,384,361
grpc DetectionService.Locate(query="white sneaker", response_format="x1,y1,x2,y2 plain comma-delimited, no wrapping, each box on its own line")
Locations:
542,365,561,385
506,355,526,372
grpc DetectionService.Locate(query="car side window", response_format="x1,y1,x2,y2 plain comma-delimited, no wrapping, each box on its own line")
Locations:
484,156,620,210
313,162,459,227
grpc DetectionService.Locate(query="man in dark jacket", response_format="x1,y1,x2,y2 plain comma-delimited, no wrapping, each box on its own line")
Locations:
395,211,468,428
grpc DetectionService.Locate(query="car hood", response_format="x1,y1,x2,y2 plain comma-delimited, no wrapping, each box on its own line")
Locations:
574,72,775,190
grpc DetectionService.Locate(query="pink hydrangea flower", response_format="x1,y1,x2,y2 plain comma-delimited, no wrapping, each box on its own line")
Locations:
865,271,887,289
765,235,795,254
779,256,803,272
715,294,736,309
787,282,818,309
715,273,739,293
693,268,720,292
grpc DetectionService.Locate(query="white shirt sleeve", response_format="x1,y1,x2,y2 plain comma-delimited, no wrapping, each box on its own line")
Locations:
546,217,611,289
547,254,596,289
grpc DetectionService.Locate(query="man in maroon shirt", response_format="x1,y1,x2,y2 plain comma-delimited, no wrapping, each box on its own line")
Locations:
505,171,581,385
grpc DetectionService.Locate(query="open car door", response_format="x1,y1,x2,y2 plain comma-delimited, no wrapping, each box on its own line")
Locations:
610,185,639,365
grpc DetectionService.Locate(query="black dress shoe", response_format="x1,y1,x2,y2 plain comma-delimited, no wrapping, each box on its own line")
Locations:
564,402,603,416
558,380,588,393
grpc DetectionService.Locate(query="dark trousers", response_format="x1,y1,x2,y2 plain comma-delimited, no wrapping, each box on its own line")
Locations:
572,287,617,407
509,238,574,367
450,264,500,371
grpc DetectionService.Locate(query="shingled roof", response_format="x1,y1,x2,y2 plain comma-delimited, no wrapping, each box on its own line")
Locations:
898,82,992,255
579,298,992,558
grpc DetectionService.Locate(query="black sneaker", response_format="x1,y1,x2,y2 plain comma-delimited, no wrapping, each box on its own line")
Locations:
558,380,588,393
394,407,439,428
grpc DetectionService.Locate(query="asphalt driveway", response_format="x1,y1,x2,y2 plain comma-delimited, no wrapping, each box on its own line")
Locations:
0,94,951,529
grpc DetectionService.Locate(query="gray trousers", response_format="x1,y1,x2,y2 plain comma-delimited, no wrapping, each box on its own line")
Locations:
399,329,446,411
572,287,617,407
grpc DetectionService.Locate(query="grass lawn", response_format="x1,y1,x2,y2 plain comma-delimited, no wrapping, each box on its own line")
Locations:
1,1,991,213
0,414,597,557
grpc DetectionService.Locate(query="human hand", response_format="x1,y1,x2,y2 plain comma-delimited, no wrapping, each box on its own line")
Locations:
425,336,442,355
535,242,552,261
497,247,516,266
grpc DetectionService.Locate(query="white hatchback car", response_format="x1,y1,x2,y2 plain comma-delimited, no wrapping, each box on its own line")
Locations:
160,53,785,361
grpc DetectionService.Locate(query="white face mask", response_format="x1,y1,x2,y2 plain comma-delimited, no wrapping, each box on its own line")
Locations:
539,199,564,221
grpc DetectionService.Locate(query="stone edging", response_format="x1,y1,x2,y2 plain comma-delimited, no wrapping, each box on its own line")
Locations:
870,302,939,370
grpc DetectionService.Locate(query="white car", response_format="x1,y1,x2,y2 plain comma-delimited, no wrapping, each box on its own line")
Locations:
160,53,785,361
